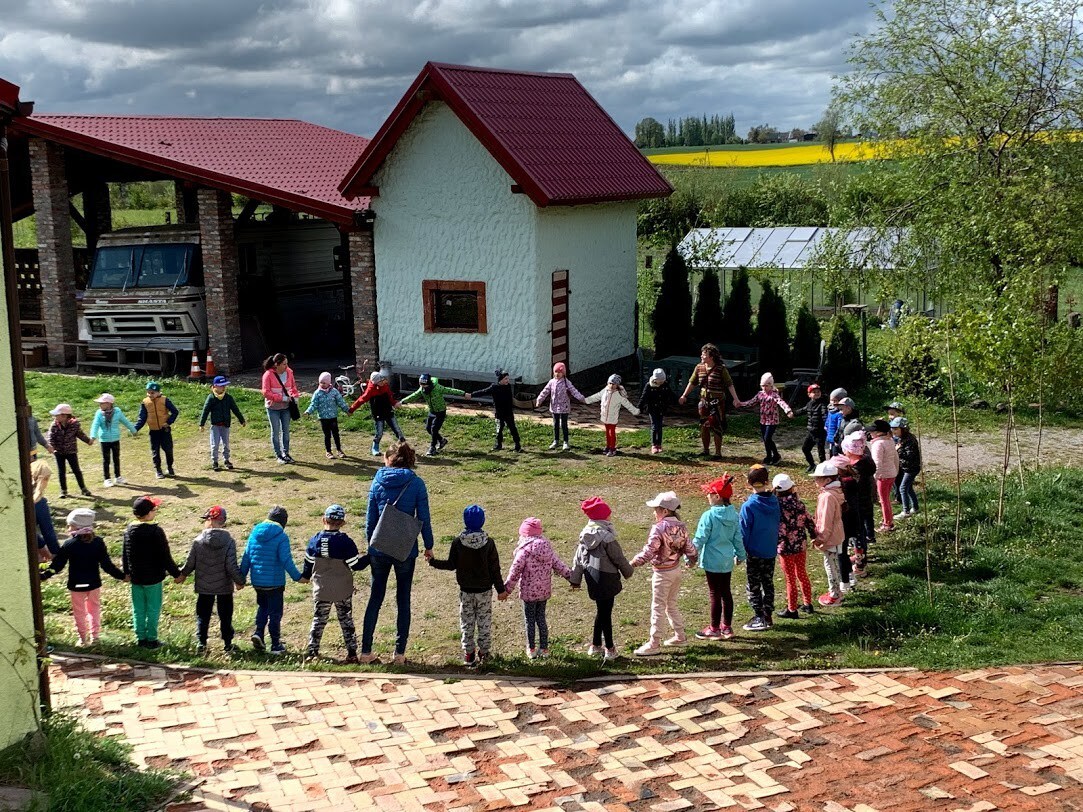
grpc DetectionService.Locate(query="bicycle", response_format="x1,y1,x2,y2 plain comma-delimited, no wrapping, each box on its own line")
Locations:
334,359,370,399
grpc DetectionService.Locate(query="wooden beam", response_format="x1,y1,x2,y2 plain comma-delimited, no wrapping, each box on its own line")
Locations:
235,198,261,223
68,202,87,234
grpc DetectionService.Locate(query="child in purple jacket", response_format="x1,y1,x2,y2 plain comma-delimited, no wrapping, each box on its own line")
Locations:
504,517,572,659
535,362,586,451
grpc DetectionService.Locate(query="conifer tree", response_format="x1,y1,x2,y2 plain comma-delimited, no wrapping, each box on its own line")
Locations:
821,316,864,392
754,281,792,380
692,269,723,347
651,247,694,357
792,303,823,370
719,267,754,346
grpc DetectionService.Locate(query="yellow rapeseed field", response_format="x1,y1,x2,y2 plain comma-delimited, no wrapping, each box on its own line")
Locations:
647,141,886,167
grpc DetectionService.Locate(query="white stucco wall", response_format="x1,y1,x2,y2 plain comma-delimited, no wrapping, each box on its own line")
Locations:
535,203,639,377
371,102,548,382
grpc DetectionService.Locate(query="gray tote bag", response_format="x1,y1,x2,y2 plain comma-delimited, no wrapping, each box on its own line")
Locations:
369,483,424,562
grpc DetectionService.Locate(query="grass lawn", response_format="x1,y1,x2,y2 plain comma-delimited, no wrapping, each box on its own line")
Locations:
27,372,1083,680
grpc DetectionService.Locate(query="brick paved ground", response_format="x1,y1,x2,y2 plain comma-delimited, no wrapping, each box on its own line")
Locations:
51,656,1083,811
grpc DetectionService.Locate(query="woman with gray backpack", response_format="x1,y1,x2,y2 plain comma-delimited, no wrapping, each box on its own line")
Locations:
360,441,434,664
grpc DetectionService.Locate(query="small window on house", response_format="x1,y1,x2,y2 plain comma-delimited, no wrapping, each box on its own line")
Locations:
423,280,487,333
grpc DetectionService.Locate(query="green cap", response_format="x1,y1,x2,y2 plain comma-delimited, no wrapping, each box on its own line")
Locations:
146,381,162,392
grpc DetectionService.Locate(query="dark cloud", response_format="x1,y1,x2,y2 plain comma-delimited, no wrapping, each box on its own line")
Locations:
0,0,877,138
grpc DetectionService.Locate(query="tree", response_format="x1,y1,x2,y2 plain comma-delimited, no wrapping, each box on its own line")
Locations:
821,316,863,392
719,267,754,346
754,281,792,379
815,106,843,162
792,303,822,370
692,269,723,346
746,124,779,144
634,117,666,149
651,247,694,357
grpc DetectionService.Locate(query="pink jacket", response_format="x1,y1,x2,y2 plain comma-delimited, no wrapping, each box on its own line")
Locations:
261,368,299,410
504,535,572,602
870,435,900,480
814,482,845,551
631,516,697,571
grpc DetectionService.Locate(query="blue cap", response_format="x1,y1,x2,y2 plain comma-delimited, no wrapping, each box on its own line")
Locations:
418,373,432,385
324,504,346,521
463,504,485,531
212,375,230,387
890,416,909,428
145,381,162,392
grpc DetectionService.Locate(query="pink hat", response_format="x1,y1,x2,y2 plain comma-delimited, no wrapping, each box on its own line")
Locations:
519,517,543,537
841,434,866,455
580,496,611,520
553,362,567,374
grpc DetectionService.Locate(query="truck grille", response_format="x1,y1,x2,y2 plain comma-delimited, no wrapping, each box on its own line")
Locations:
108,315,163,333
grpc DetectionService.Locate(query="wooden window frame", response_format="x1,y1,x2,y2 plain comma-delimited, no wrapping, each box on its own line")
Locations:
422,280,487,334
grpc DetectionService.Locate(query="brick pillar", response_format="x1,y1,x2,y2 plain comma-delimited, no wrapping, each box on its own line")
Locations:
29,138,78,366
197,188,242,374
82,180,111,250
174,181,196,224
348,228,378,367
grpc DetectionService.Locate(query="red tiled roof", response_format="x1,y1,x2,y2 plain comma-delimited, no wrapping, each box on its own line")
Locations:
13,115,371,225
340,62,672,207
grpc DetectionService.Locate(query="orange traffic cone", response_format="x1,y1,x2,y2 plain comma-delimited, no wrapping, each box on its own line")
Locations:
188,351,202,380
205,350,216,379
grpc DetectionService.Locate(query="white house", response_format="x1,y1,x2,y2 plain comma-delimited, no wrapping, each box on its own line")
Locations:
339,63,672,387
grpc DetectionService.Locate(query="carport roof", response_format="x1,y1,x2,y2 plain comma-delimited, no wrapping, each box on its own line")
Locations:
12,115,371,225
339,62,673,207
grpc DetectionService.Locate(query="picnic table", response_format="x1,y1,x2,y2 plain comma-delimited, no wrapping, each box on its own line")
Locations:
649,355,746,395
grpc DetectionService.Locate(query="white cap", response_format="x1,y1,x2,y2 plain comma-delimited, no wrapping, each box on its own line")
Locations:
369,370,387,383
65,507,95,528
94,393,115,404
645,491,681,511
772,473,795,492
760,372,774,386
49,403,73,416
813,461,839,477
650,368,667,386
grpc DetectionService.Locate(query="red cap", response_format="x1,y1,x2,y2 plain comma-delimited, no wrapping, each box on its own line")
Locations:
201,505,227,522
700,475,734,500
133,495,162,517
807,383,821,394
580,496,611,520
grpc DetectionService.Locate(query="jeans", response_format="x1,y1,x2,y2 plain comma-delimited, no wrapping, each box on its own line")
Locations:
745,554,776,618
195,593,234,644
424,411,447,450
254,586,285,645
780,551,813,611
362,554,416,655
374,416,405,447
649,412,664,447
54,452,87,493
802,427,827,467
899,472,920,513
760,423,779,461
551,413,570,444
266,408,292,458
523,600,549,649
495,414,521,449
100,440,121,479
705,570,734,629
35,498,60,556
148,428,174,472
131,582,164,641
591,596,615,648
320,418,342,453
208,424,231,463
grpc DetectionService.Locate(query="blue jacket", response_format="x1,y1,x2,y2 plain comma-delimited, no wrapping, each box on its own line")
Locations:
240,521,302,587
365,466,434,558
89,408,136,443
739,491,781,559
824,406,843,444
692,504,746,573
305,387,349,420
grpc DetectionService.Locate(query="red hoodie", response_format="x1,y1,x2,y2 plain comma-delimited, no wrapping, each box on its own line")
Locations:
349,380,397,421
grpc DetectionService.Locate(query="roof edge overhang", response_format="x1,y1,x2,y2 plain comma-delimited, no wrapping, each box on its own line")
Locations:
13,116,364,226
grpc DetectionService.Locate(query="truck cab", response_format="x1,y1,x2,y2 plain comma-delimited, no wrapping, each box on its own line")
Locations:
78,225,207,375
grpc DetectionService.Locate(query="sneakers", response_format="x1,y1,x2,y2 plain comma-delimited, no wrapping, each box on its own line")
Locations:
463,650,477,667
223,461,234,470
777,609,800,620
719,625,735,640
269,643,286,656
250,633,265,652
603,647,619,662
492,444,503,452
59,491,69,499
102,479,114,488
526,647,538,660
586,644,603,657
392,653,406,666
537,648,549,658
437,437,449,451
742,616,770,632
195,642,208,656
805,464,816,474
562,442,570,452
695,626,722,640
371,443,382,456
335,450,347,459
818,592,842,606
634,642,662,656
878,523,895,533
650,446,660,454
143,639,162,650
357,652,377,664
325,452,335,460
423,447,437,457
277,456,289,465
799,603,815,614
282,456,294,465
548,441,559,450
223,642,236,654
80,488,93,497
662,635,687,647
344,651,358,664
167,467,176,476
304,647,320,660
840,581,852,593
212,462,220,471
114,475,126,485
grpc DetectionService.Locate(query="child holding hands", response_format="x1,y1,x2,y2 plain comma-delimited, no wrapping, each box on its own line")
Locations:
691,475,745,641
48,403,94,497
585,374,640,456
773,474,816,619
176,505,244,654
812,462,847,606
504,517,572,658
536,362,587,451
738,373,794,465
89,393,136,488
631,491,697,656
569,497,633,661
306,372,351,459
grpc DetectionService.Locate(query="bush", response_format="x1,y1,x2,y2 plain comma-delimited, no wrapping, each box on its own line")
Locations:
822,316,864,391
755,280,791,379
692,269,723,346
792,303,823,369
651,247,694,357
871,315,943,400
720,266,754,346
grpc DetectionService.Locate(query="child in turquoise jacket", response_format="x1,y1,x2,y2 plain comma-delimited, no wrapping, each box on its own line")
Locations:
691,474,746,640
305,372,350,458
89,393,136,488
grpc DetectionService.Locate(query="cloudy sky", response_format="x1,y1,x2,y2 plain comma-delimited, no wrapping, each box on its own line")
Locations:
0,0,878,140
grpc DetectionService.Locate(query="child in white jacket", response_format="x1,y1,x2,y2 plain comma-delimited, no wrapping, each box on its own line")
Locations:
585,374,640,457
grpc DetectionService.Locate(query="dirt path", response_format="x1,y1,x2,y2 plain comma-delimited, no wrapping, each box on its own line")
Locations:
53,655,1083,811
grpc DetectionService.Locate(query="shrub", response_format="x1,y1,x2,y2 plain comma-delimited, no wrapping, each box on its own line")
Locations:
720,266,754,346
755,280,792,379
692,269,723,346
873,315,943,400
651,247,694,357
822,315,864,391
792,303,823,370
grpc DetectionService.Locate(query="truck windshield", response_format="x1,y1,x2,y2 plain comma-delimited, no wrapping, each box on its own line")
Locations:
88,244,195,289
